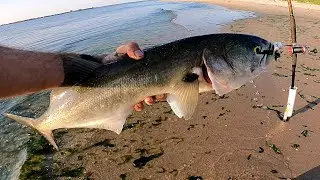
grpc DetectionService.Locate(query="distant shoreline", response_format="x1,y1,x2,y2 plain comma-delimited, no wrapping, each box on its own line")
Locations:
0,7,97,26
0,0,147,27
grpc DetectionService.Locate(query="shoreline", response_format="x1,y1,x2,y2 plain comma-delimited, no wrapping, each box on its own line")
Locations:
164,0,320,17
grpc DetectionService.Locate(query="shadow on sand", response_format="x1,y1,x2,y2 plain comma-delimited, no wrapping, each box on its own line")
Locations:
295,165,320,180
292,98,320,117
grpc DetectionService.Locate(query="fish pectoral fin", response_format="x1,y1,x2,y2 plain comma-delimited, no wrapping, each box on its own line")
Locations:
167,80,199,120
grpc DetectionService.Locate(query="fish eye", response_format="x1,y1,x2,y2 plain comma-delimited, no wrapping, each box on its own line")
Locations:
254,46,261,53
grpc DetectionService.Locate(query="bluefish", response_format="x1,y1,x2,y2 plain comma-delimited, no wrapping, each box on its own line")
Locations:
5,33,276,150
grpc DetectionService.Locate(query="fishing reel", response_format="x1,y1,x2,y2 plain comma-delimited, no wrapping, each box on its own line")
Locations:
288,45,318,55
272,42,318,59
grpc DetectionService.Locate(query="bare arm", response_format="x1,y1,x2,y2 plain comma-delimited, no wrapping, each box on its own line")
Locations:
0,43,144,98
0,43,165,111
0,46,64,98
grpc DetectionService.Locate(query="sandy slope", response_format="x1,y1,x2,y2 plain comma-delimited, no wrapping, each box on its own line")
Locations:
168,0,320,12
34,1,320,179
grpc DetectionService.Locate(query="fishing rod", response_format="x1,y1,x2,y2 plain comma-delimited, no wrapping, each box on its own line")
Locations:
281,0,318,121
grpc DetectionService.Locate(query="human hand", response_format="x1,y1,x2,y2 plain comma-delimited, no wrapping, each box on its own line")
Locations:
107,42,167,111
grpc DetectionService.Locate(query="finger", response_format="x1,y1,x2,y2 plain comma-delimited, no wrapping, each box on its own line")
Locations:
155,94,167,101
144,97,154,105
126,42,144,60
134,102,144,112
116,42,144,60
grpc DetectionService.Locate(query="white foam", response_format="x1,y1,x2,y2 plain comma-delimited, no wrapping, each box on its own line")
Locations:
172,3,256,36
8,148,27,180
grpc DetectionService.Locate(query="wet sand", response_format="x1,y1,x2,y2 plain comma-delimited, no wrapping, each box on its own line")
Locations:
22,0,320,179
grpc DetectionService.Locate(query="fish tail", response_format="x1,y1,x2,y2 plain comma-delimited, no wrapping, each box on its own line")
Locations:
4,113,59,151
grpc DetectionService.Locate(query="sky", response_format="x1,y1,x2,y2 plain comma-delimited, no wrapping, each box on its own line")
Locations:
0,0,139,25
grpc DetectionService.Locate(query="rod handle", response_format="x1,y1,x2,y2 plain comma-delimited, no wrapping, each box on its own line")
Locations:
283,86,297,120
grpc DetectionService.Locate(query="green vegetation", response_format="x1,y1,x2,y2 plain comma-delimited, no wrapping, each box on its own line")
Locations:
59,167,84,177
20,134,53,179
291,144,300,149
20,132,85,179
266,141,282,154
301,130,309,137
295,0,320,5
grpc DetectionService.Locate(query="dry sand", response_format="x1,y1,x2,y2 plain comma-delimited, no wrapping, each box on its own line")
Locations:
35,1,320,179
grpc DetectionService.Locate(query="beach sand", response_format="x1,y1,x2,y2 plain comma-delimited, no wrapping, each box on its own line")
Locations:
23,0,320,179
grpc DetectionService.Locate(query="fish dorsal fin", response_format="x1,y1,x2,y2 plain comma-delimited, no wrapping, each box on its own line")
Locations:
47,88,79,114
167,76,199,120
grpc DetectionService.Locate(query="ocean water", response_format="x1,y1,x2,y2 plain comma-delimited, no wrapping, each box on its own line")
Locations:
0,0,255,179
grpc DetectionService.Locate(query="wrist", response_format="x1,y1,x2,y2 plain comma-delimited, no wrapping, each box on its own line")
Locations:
45,54,65,88
59,54,102,86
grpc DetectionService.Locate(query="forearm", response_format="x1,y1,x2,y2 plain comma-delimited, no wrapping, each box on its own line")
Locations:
0,42,143,98
0,46,64,98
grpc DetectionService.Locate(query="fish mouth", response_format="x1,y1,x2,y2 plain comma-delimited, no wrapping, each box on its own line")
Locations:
258,43,274,67
202,64,212,84
264,43,274,65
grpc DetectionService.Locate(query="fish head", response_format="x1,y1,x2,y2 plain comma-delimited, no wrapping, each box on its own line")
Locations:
202,34,275,96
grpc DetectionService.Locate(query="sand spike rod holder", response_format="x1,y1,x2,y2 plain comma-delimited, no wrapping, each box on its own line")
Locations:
283,0,298,121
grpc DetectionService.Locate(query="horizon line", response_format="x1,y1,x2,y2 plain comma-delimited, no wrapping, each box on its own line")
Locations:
0,0,149,26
